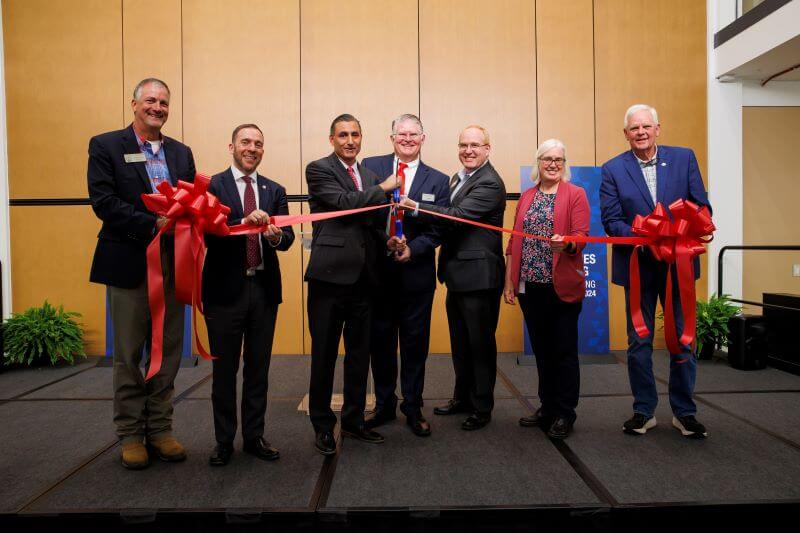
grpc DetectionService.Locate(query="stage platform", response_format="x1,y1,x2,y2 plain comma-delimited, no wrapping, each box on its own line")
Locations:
1,352,799,531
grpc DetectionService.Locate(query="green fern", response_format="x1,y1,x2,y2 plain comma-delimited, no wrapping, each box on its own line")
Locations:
2,301,86,366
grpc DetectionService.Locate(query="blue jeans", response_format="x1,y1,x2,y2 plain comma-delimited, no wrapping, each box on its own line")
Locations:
623,270,697,418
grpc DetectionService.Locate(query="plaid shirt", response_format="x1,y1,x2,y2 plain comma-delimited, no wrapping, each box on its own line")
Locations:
135,135,171,192
635,146,658,205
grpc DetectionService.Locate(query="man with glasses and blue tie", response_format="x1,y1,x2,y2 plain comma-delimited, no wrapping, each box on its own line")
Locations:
600,104,711,439
401,125,506,431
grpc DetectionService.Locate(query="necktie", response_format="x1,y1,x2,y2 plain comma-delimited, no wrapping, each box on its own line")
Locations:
242,176,260,269
450,173,466,200
389,162,409,237
347,165,360,191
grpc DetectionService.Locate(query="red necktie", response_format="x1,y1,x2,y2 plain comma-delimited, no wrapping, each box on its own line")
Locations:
347,165,361,191
242,176,260,269
389,162,408,237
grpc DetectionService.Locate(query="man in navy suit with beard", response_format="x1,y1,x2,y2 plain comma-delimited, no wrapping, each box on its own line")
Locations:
362,114,450,437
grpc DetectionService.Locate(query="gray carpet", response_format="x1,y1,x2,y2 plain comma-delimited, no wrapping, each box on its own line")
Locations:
0,400,112,513
649,351,800,392
498,352,665,397
0,358,98,399
27,399,321,511
696,392,800,445
22,359,211,400
323,399,600,508
564,396,800,504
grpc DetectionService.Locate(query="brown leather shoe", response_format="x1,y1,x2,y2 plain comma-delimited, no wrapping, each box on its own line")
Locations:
148,436,187,462
121,442,149,470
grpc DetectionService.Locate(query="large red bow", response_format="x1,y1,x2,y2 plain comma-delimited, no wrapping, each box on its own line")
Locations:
140,174,230,380
629,199,715,357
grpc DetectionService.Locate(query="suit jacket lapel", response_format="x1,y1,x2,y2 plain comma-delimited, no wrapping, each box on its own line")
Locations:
327,153,358,191
257,174,272,213
121,126,153,193
453,162,491,204
408,163,429,199
221,170,244,221
655,146,669,206
623,152,655,211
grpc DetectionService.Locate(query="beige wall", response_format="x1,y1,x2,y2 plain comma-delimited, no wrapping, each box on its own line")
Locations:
3,0,708,355
742,107,800,308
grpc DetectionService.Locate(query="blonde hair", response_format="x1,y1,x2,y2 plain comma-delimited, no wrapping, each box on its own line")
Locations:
460,124,490,145
531,138,570,185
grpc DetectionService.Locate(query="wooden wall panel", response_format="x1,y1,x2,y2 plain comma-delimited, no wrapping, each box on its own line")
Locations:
300,0,419,180
9,206,105,355
594,0,707,350
742,107,800,306
122,0,183,141
3,0,123,199
182,0,301,192
419,0,536,194
536,0,595,166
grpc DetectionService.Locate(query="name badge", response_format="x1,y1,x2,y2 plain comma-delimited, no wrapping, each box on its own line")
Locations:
124,153,146,163
422,193,435,202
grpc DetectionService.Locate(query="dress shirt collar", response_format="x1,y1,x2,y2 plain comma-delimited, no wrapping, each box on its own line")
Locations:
633,145,659,166
231,165,258,182
393,155,420,172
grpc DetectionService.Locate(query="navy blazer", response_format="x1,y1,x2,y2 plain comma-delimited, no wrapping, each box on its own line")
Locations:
600,145,711,287
88,124,196,288
202,169,294,306
362,154,450,293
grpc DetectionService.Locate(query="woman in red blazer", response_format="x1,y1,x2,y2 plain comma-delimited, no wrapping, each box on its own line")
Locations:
504,139,590,439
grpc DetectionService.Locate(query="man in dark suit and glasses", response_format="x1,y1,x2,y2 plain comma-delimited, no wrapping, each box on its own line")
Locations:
362,114,450,437
203,124,295,466
305,114,401,455
401,125,506,431
88,78,196,469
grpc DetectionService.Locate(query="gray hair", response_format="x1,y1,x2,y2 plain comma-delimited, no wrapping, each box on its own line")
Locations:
531,138,570,185
133,78,170,100
391,114,424,134
624,104,659,129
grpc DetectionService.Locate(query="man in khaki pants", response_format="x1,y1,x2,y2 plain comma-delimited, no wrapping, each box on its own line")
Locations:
87,78,196,469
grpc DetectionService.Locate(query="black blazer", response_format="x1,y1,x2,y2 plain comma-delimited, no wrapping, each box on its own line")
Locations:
361,153,450,293
201,169,295,306
419,161,506,292
304,153,388,286
88,124,196,288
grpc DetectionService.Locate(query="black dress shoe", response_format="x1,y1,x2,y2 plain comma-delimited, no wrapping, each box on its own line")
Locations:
315,431,337,456
461,413,491,431
547,417,573,440
433,399,473,416
209,443,234,466
519,408,552,428
341,425,385,444
243,437,280,461
406,413,432,437
365,408,397,430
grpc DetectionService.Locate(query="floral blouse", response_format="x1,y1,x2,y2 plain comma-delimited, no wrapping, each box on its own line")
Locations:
520,190,555,283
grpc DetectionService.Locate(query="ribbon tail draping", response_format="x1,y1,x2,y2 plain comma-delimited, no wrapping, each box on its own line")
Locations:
662,264,683,356
144,220,174,382
628,247,650,341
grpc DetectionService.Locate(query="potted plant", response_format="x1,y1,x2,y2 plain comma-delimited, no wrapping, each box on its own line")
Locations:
2,301,86,367
695,293,740,360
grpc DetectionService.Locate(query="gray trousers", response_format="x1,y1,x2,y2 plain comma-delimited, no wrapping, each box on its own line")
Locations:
108,242,185,445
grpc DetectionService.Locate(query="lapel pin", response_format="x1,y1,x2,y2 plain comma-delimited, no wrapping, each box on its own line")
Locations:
661,162,666,166
262,185,266,189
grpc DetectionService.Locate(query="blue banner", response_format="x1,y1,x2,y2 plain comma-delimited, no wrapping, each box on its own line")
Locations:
519,166,609,355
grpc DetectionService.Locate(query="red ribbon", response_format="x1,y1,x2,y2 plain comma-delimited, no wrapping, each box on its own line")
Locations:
141,177,391,381
628,200,714,356
140,174,231,380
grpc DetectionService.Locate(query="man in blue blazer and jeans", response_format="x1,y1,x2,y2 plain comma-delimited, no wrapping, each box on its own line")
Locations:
362,114,450,437
600,104,711,439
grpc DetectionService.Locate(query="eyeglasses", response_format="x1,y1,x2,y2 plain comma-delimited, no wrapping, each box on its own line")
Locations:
393,132,422,140
538,157,566,167
458,143,488,151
